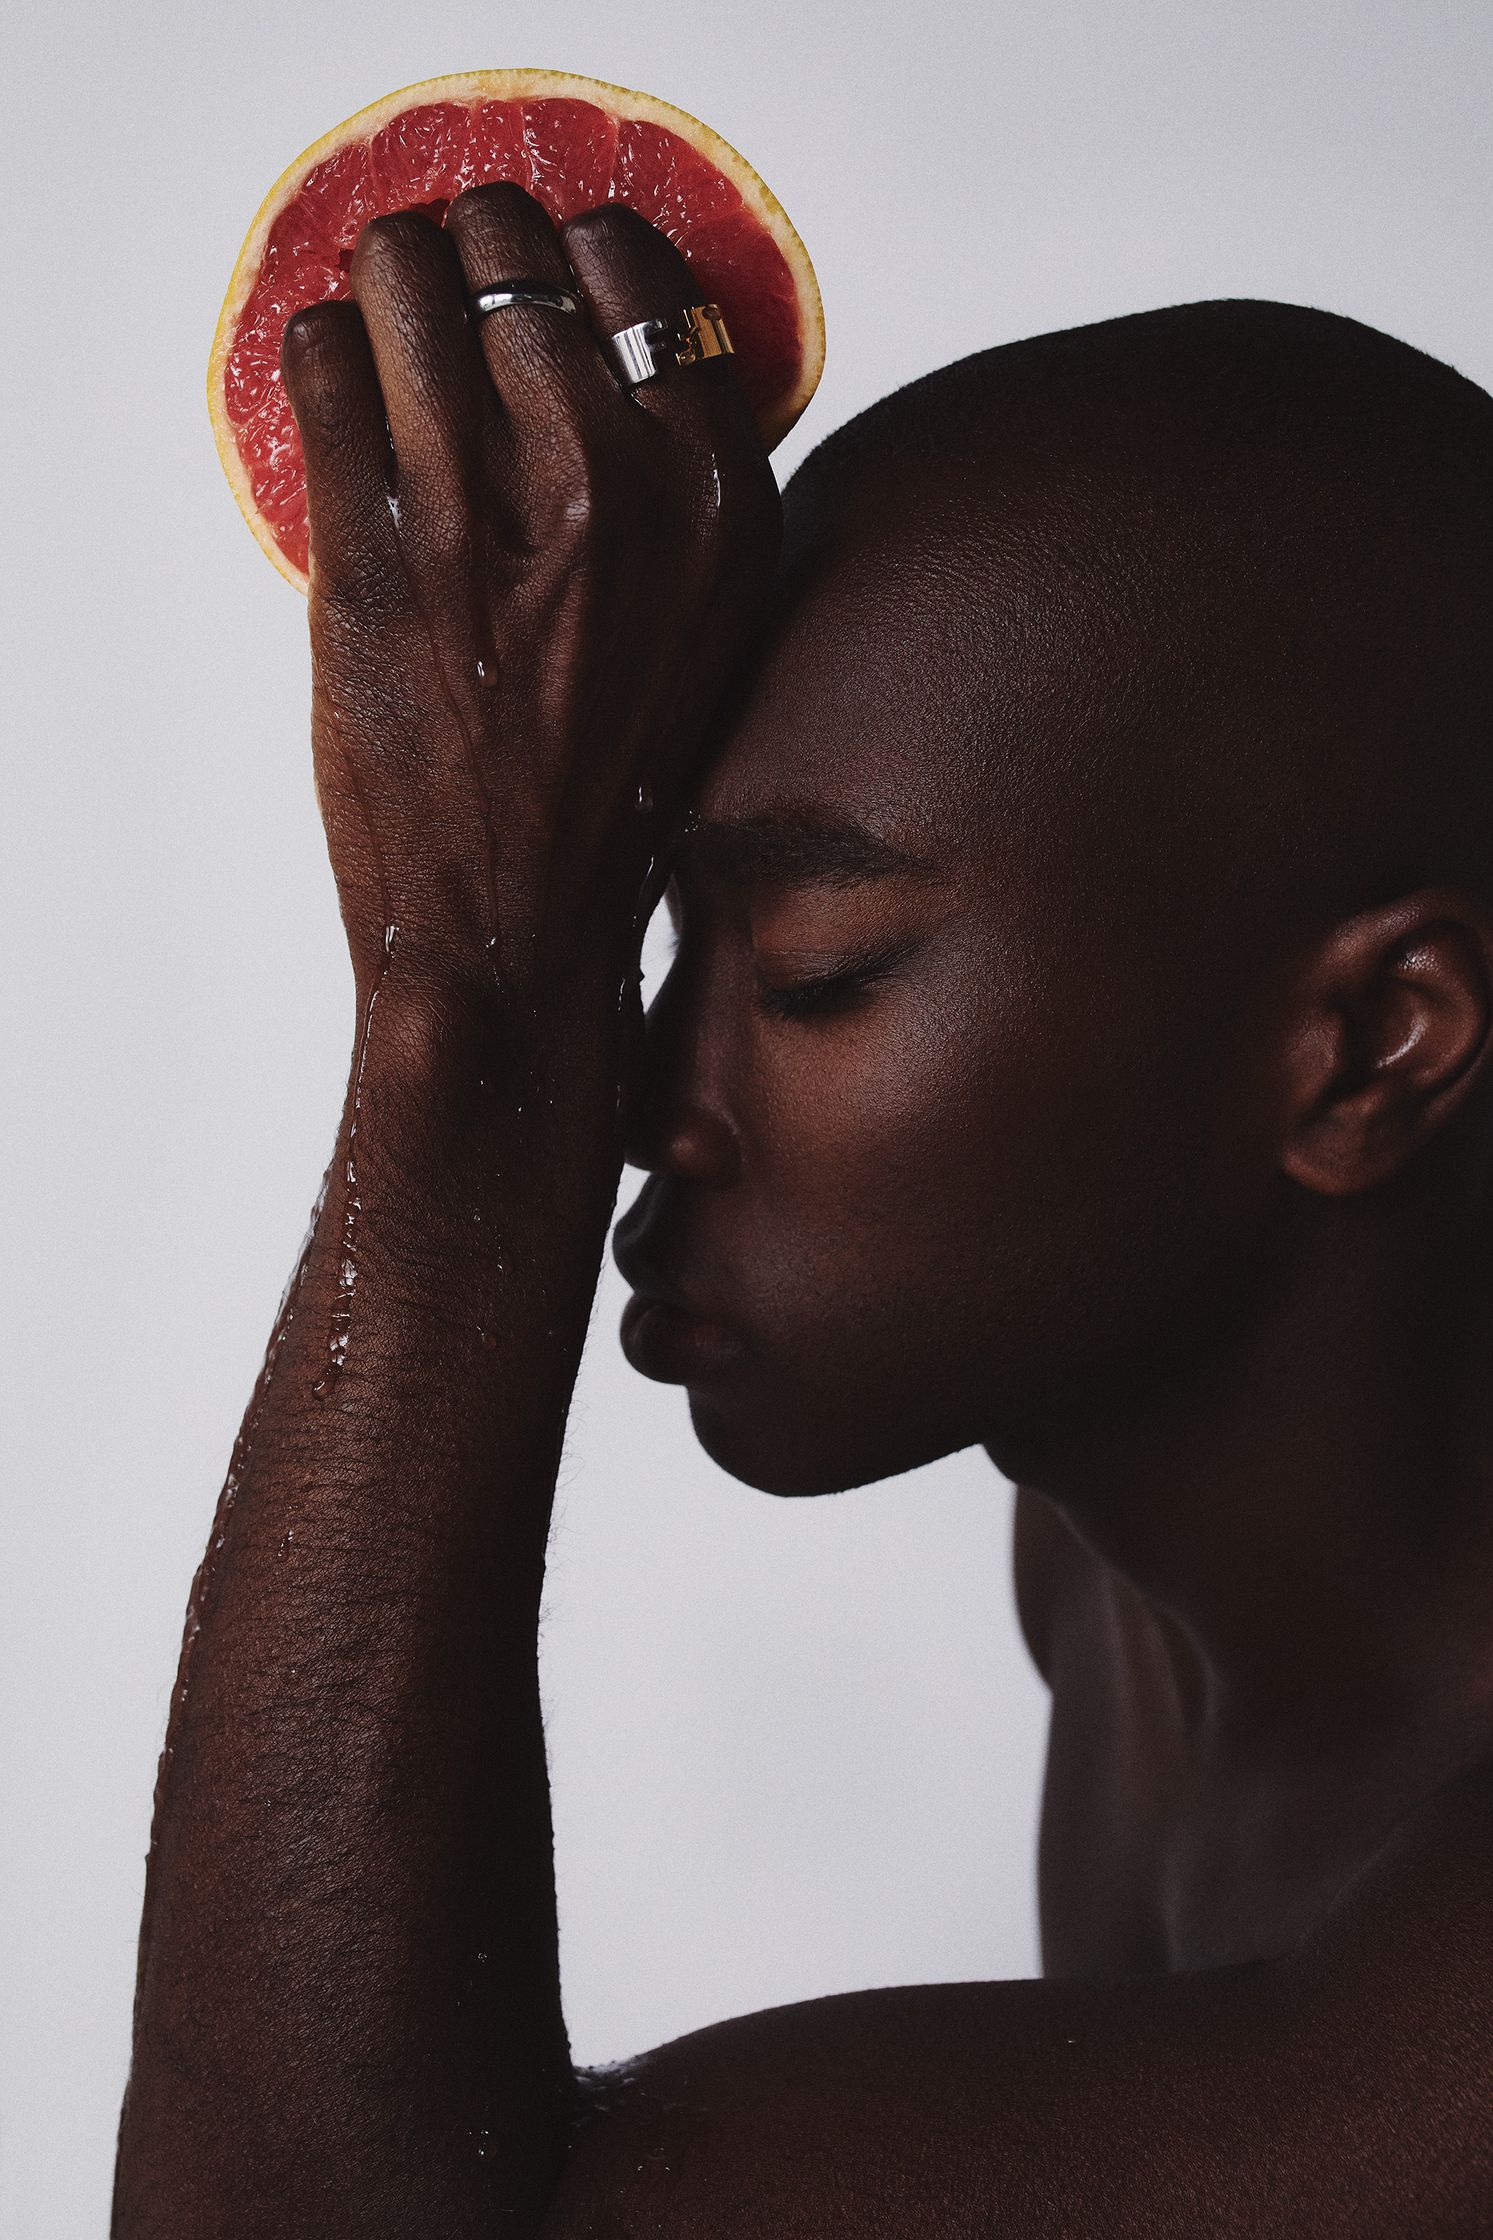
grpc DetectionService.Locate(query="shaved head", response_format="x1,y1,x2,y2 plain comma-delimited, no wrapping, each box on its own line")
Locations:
779,300,1493,944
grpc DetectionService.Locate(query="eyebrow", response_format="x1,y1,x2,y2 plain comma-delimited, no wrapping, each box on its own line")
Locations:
671,806,937,891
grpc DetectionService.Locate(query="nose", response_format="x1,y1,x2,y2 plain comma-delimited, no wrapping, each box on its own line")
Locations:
620,937,739,1183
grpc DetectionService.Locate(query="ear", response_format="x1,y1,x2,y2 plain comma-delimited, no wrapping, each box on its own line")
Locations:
1280,889,1493,1196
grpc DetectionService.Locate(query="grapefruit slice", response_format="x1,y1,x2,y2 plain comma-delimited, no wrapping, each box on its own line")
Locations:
209,69,826,590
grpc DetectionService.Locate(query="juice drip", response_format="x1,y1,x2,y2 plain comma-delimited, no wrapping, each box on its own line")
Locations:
313,923,395,1398
313,700,397,1399
213,1175,326,1565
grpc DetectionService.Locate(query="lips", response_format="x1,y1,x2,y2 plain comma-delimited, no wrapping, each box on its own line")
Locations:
612,1197,707,1320
612,1204,745,1382
618,1291,744,1382
611,1239,695,1318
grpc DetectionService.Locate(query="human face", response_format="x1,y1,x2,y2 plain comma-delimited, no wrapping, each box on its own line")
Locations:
611,503,1276,1497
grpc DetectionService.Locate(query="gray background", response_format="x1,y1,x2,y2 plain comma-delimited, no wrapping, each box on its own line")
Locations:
4,0,1492,2229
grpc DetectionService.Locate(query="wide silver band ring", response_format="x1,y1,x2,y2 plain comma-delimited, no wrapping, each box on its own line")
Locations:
605,303,734,388
468,280,584,319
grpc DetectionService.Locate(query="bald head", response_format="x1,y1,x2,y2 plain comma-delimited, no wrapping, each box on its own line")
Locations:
779,300,1493,946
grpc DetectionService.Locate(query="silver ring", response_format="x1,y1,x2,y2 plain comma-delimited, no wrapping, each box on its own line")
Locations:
605,303,733,388
468,280,583,319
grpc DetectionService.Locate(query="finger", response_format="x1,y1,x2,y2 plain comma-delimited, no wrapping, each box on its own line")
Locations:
280,300,399,602
562,205,779,632
443,182,622,438
559,203,759,460
348,210,496,526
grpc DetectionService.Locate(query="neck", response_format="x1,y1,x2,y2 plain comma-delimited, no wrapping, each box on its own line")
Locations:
1000,1197,1493,1763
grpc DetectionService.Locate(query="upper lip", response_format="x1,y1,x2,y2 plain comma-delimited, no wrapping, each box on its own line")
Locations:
612,1220,716,1321
613,1242,693,1314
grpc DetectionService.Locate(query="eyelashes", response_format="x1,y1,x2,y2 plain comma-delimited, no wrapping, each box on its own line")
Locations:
651,906,917,1026
753,941,915,1023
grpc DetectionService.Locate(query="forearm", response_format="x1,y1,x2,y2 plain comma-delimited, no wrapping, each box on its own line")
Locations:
114,950,634,2236
115,163,779,2235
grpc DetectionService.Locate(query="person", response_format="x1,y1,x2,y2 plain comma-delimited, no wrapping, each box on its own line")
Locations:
112,183,1493,2237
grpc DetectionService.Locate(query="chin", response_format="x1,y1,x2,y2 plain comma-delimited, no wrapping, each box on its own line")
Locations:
684,1389,967,1500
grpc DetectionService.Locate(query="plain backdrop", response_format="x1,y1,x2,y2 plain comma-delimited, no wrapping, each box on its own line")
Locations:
4,0,1493,2229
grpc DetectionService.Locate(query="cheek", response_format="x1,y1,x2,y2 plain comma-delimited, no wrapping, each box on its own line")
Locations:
740,961,1019,1331
697,978,1025,1494
746,925,1099,1216
698,953,1249,1495
753,990,978,1196
743,939,1231,1352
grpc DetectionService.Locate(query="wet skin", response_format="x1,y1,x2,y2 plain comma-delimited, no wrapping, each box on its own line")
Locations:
114,189,1493,2237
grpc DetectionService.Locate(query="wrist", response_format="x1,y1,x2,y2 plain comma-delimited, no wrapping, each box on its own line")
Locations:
358,879,641,1032
347,934,633,1200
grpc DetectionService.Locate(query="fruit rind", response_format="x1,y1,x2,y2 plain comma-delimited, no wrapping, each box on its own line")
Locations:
208,67,826,592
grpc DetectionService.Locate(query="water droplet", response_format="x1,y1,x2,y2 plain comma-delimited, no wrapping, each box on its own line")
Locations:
316,974,385,1394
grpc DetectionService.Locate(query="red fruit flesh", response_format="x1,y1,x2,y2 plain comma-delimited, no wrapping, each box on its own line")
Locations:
226,96,804,580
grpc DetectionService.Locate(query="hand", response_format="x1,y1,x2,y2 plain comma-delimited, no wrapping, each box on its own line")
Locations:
280,187,782,1018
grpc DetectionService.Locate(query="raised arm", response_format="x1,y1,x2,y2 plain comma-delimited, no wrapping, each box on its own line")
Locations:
112,185,778,2238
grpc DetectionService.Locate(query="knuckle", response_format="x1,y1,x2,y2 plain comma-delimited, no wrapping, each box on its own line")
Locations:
533,418,606,520
310,547,405,631
559,480,600,547
528,430,692,576
547,462,604,558
416,484,475,572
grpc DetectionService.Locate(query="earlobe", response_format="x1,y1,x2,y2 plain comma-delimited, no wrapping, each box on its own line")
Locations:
1279,891,1493,1197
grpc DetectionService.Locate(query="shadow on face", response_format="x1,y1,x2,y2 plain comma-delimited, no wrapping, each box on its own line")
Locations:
614,301,1493,1498
612,474,1287,1497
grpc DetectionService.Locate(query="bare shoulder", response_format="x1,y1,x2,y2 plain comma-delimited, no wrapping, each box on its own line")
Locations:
544,1770,1493,2239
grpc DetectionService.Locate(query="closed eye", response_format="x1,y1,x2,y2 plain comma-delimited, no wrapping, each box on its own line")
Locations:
754,940,916,1023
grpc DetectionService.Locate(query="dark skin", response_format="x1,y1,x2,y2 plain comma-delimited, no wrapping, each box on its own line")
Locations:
113,194,1493,2236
